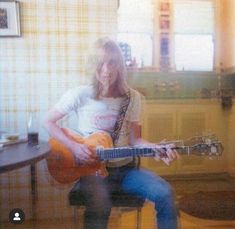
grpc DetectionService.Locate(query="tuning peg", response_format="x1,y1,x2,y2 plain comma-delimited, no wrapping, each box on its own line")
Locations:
210,145,217,154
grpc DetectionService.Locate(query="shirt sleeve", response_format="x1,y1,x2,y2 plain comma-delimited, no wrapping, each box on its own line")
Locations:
53,88,80,114
126,89,142,123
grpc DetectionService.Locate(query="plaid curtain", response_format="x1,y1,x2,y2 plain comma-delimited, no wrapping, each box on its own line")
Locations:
0,0,117,221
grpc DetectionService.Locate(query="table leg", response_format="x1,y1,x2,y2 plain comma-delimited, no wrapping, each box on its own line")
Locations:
30,164,37,223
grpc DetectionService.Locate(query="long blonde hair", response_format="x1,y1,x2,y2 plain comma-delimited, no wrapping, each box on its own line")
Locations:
87,37,129,99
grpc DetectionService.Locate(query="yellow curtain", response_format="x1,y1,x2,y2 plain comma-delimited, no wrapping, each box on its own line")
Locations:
0,0,117,221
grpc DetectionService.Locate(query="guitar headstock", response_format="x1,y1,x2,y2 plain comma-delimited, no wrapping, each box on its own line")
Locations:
187,134,223,156
190,141,223,156
159,134,224,157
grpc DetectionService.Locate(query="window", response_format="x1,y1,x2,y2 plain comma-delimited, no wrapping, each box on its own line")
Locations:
117,0,153,67
173,0,215,71
117,0,215,71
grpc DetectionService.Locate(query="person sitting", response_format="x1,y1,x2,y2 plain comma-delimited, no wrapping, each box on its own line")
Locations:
43,37,180,229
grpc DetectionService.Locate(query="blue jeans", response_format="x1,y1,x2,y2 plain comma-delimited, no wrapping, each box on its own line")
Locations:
80,162,178,229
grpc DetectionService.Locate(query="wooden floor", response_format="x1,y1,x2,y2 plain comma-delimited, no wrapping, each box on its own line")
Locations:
2,172,235,229
2,203,235,229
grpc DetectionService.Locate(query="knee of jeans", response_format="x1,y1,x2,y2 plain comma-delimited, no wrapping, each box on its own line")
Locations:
162,181,174,197
92,191,112,210
86,197,111,215
81,176,112,211
154,181,175,202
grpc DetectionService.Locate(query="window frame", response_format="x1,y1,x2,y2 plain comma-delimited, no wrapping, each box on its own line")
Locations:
173,0,216,72
117,0,217,73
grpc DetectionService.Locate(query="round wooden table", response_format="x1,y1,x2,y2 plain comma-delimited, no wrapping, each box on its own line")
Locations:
0,141,50,173
0,141,51,222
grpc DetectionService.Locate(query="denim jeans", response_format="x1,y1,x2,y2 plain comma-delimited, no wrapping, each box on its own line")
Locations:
80,162,178,229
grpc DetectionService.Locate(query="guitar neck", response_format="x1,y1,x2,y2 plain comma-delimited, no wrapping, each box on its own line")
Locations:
96,146,189,161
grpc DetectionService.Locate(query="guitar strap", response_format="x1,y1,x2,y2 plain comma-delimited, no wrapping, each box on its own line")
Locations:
111,89,131,147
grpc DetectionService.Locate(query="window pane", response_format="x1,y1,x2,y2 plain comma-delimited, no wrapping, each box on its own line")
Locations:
174,0,214,34
118,33,152,67
117,0,153,67
175,35,214,71
118,0,153,33
174,0,215,71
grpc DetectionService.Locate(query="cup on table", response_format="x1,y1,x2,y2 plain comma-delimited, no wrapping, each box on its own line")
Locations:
27,132,39,146
27,112,39,146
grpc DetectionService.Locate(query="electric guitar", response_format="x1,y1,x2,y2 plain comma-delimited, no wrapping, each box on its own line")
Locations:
46,128,223,184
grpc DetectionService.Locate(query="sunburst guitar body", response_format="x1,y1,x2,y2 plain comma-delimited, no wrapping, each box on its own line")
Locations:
47,128,112,184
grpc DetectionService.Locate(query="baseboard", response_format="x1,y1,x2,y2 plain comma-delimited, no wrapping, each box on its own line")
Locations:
162,171,231,181
228,166,235,178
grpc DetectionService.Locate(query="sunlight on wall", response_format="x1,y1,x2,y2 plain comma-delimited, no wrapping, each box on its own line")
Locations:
0,0,117,140
0,0,117,221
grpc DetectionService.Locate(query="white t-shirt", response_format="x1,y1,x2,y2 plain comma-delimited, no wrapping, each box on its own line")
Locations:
54,85,141,148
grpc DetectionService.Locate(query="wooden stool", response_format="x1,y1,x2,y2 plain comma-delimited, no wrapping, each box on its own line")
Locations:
69,181,145,229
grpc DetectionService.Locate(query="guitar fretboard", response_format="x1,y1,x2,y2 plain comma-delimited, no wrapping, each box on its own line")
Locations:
97,147,156,160
96,142,222,160
96,146,189,161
